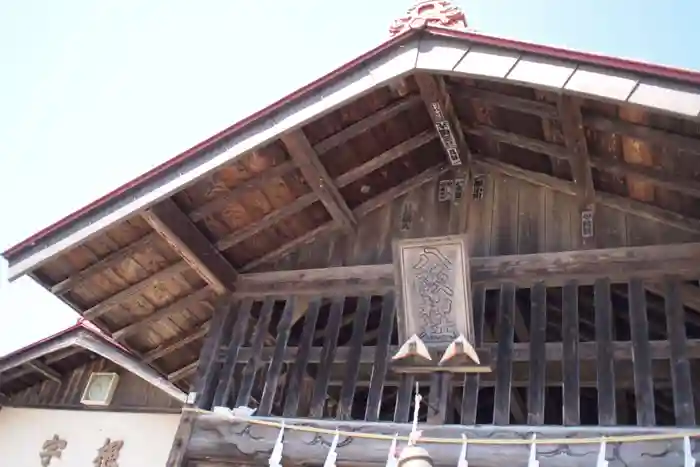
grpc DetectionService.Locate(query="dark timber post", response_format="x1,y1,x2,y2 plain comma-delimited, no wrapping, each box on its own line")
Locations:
166,294,236,467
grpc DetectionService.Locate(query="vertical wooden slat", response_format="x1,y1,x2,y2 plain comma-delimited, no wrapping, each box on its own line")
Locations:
461,284,486,424
194,295,237,410
211,299,253,408
394,375,414,423
664,277,695,426
428,373,451,424
493,282,515,425
235,298,276,408
338,296,371,419
628,278,656,426
527,282,547,425
594,278,617,426
283,299,321,417
309,297,345,418
366,293,396,422
258,297,296,416
562,280,580,425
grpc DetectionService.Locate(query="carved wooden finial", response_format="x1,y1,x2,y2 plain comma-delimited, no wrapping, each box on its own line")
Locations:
389,1,468,37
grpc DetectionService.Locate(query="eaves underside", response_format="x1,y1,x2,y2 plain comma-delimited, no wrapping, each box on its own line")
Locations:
5,27,700,280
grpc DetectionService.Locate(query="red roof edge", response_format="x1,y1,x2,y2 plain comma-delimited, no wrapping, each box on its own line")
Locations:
432,28,700,85
0,317,129,363
5,26,700,260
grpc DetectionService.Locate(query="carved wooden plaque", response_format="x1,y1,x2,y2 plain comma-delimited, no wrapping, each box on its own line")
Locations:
393,235,475,348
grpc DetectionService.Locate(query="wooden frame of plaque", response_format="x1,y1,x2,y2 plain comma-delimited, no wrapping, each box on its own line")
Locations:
392,234,490,373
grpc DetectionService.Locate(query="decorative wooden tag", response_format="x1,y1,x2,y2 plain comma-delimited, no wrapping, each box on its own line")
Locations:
392,235,489,373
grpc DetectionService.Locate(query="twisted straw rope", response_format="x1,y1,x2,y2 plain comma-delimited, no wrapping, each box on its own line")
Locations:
184,407,700,445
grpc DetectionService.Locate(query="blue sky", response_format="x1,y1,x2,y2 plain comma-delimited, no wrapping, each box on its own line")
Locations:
0,0,697,356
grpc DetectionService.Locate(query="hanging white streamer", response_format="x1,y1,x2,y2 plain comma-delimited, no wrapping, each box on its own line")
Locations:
527,434,539,467
457,434,468,467
269,421,285,467
386,434,398,467
408,383,423,446
596,438,608,467
685,436,696,467
323,430,340,467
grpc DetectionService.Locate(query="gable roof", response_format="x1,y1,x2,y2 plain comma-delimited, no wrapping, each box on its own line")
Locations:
0,318,185,402
2,24,700,384
4,26,700,279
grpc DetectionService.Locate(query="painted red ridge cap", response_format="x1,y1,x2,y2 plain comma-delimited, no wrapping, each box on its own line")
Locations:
5,26,700,259
1,30,417,259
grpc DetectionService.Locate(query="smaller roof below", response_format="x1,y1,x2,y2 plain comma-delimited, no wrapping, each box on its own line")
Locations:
0,318,185,403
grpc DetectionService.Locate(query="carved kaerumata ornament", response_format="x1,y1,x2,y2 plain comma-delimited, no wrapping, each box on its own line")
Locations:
94,438,124,467
389,0,468,37
39,435,67,467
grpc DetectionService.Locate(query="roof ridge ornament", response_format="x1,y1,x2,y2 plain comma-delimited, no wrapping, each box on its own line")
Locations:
389,0,468,37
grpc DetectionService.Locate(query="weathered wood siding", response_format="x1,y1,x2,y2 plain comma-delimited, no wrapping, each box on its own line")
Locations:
6,356,180,412
260,173,699,272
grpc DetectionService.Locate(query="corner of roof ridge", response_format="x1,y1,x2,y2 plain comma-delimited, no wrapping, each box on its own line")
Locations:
389,1,469,38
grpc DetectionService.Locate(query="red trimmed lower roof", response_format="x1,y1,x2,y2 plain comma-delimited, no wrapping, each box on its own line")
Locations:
5,26,700,259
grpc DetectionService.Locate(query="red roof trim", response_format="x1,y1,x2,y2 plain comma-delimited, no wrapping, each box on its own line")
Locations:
5,26,700,258
431,28,700,85
0,318,129,363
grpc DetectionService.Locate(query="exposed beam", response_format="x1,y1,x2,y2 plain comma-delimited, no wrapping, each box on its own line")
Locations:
143,322,211,364
142,198,238,294
112,287,213,341
232,241,700,297
416,73,471,167
240,163,449,272
475,156,700,235
189,161,297,222
50,233,159,295
468,124,700,200
215,130,436,252
313,96,423,154
1,348,81,385
189,95,423,224
453,84,700,157
25,361,61,384
557,95,596,246
281,130,356,233
82,261,190,320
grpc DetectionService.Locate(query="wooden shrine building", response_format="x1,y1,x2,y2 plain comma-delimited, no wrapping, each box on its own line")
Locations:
4,1,700,465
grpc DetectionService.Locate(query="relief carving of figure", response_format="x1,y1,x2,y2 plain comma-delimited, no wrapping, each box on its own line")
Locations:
39,435,67,467
94,438,124,467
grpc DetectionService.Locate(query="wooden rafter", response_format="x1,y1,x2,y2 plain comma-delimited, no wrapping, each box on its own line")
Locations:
82,261,189,320
188,95,423,223
143,322,211,364
557,95,596,245
50,232,159,295
281,129,356,233
215,130,436,252
468,124,700,199
240,163,448,272
475,156,700,235
415,73,472,167
142,198,238,294
25,360,61,384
